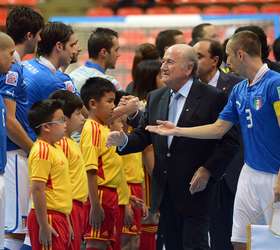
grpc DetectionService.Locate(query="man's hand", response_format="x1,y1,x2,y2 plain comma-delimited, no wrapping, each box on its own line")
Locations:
114,96,140,117
124,205,134,227
106,131,127,147
130,195,144,208
146,120,177,136
39,224,58,249
89,202,105,230
119,95,136,106
189,167,210,195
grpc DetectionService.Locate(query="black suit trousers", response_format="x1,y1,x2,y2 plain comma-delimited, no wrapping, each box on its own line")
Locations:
158,190,210,250
209,178,235,250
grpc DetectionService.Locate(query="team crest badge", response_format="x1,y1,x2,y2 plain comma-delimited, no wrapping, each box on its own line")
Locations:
5,71,18,86
65,81,74,92
253,96,262,110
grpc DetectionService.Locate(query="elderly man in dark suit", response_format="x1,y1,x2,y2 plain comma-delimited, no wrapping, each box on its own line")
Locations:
194,39,243,250
107,44,239,250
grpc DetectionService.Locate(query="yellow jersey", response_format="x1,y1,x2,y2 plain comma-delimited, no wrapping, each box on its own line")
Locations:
117,162,130,205
57,137,88,203
28,139,72,215
80,119,122,188
122,153,144,184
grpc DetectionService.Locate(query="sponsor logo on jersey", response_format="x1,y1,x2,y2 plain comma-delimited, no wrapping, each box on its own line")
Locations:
236,100,241,108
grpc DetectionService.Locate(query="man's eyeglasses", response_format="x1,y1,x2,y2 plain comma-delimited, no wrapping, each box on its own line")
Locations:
35,116,66,129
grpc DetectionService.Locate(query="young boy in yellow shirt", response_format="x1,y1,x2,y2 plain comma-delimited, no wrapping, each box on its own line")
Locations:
27,99,72,250
50,90,89,250
80,77,123,250
111,91,145,250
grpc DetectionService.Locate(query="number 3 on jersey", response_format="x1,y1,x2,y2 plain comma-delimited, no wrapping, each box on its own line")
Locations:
245,108,253,128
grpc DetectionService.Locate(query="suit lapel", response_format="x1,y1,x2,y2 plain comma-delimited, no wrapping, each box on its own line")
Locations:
158,89,170,120
169,81,202,149
216,71,229,93
158,89,171,149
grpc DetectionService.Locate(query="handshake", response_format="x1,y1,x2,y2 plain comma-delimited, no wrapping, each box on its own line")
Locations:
112,95,141,119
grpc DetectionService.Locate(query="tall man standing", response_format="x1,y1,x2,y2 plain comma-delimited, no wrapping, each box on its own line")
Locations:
70,27,122,91
190,23,219,46
22,22,78,140
0,7,44,249
107,44,238,250
0,32,15,250
194,39,242,250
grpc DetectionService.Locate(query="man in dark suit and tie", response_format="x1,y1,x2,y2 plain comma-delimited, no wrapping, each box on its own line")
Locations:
107,44,239,250
194,39,243,250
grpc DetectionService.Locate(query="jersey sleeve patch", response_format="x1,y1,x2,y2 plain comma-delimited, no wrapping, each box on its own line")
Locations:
273,100,280,116
5,71,18,86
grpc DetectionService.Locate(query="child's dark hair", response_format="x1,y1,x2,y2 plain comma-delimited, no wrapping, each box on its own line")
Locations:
28,99,63,135
80,77,116,110
49,90,83,118
114,91,128,106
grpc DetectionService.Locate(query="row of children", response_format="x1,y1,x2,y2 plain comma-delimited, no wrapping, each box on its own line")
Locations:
27,76,158,250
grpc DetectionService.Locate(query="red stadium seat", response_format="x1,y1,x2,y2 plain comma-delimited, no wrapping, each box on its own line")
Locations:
173,0,192,4
231,4,259,14
156,0,174,3
146,6,172,14
174,6,201,14
0,8,7,26
176,0,234,3
117,7,143,15
238,0,263,3
213,0,239,3
0,0,9,4
203,5,230,14
0,0,37,5
260,4,280,14
187,0,212,3
119,30,147,46
86,7,114,16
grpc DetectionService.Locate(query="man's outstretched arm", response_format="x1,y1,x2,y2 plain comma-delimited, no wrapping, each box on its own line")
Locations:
146,119,233,139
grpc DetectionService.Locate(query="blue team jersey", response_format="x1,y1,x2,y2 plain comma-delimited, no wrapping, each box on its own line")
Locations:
0,95,6,174
22,59,78,140
219,70,280,174
0,63,30,151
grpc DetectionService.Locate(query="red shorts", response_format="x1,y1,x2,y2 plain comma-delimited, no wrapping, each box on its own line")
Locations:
139,224,158,250
69,200,86,250
84,186,118,242
121,183,143,235
27,209,69,250
112,205,124,250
